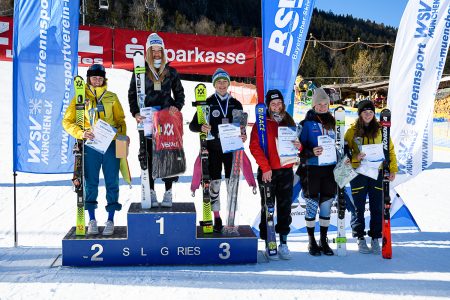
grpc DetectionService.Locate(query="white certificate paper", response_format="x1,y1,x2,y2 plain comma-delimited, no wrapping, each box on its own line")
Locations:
317,135,337,165
278,126,298,157
361,144,384,162
140,107,157,137
218,123,244,153
85,119,117,154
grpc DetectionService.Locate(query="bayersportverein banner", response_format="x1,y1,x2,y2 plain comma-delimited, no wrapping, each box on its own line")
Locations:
261,0,314,110
388,0,450,185
13,0,80,173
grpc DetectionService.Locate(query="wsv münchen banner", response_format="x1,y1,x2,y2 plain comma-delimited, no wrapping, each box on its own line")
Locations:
388,0,450,185
261,0,314,109
13,0,80,173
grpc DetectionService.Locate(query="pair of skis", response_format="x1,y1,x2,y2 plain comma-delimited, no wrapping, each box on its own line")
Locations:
380,109,392,259
255,103,277,258
223,110,249,236
334,106,347,256
133,51,152,209
193,83,214,233
73,76,86,236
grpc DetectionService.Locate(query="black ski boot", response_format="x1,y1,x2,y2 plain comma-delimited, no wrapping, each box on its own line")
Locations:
307,227,321,256
319,226,334,256
213,217,223,233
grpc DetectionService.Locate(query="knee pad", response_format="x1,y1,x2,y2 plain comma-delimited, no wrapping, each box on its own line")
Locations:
319,199,333,218
209,179,221,201
305,198,319,219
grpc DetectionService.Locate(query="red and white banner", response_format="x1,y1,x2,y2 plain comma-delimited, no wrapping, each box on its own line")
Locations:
78,26,113,67
113,28,256,76
0,16,13,61
112,28,148,70
2,19,257,77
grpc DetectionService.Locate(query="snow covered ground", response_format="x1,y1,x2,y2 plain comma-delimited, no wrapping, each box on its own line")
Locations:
1,61,450,299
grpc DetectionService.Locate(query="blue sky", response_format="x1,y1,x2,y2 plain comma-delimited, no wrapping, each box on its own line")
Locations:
314,0,409,28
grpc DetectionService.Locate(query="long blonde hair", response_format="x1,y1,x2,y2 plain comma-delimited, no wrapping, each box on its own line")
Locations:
145,47,167,77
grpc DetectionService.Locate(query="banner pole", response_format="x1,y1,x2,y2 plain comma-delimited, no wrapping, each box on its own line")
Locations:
13,172,18,247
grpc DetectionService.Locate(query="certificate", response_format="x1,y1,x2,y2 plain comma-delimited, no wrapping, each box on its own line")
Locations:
356,162,380,180
85,119,117,154
277,126,298,157
218,123,244,153
317,135,337,165
140,107,157,137
361,144,384,162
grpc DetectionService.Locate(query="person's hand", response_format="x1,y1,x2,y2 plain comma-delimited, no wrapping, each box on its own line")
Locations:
357,152,366,161
241,134,247,143
83,130,95,140
169,106,179,114
134,113,145,123
313,146,323,156
344,158,351,165
292,139,301,150
389,172,396,181
201,124,211,133
262,170,272,183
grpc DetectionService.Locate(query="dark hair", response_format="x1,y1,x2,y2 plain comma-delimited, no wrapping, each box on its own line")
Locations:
355,115,381,139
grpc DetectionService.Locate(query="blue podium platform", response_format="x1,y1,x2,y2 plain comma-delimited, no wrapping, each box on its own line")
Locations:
62,203,258,266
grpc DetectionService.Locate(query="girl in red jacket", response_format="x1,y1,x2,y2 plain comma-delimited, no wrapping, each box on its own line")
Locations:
250,89,301,260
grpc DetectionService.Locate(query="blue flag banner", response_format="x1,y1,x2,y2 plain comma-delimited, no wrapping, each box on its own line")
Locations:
13,0,80,173
261,0,315,113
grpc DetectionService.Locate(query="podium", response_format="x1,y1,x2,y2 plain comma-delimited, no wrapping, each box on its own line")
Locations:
62,203,258,266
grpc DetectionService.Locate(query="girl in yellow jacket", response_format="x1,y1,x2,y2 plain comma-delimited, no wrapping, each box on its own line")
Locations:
63,64,127,236
344,100,398,254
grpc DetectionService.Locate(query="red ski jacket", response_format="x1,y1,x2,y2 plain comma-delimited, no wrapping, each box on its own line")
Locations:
249,118,295,174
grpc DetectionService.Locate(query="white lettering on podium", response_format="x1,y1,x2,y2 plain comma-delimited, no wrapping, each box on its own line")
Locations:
161,247,169,256
122,247,130,256
141,247,148,256
177,246,201,256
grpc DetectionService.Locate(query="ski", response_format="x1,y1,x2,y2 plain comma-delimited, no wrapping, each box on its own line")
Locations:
334,106,347,256
193,83,213,234
255,103,277,258
223,110,248,236
73,75,86,236
133,51,152,209
380,108,392,259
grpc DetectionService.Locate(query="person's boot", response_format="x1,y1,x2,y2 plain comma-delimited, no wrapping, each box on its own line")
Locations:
307,226,321,256
213,216,223,233
319,226,334,256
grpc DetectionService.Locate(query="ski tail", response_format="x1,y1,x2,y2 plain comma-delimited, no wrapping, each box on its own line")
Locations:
380,108,392,259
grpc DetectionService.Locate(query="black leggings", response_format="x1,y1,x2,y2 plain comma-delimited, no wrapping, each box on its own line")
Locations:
257,168,293,240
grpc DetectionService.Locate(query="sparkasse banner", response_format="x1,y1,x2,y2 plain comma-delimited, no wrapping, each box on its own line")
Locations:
113,29,256,77
388,0,450,186
0,16,13,61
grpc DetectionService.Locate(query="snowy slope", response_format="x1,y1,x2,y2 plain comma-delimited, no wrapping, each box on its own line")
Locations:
1,61,450,299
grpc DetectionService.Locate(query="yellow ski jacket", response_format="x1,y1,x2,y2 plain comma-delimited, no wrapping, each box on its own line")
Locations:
62,84,127,140
344,122,398,173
